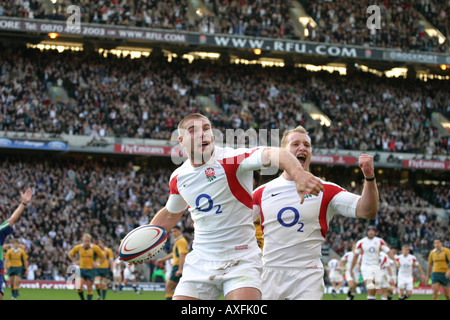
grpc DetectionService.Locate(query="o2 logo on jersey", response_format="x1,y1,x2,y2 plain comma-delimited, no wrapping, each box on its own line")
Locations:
277,207,304,232
195,194,222,214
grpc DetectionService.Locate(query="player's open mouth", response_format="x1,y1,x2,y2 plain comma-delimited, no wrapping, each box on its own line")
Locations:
297,154,306,165
201,141,210,150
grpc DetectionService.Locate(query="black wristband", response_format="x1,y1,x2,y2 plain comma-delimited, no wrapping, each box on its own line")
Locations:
365,176,375,181
20,202,27,207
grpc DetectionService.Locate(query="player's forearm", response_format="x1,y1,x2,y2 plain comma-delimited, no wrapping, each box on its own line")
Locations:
262,147,304,176
8,203,26,227
355,180,379,219
150,207,184,232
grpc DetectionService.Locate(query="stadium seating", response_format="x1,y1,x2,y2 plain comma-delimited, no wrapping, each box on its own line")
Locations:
0,0,449,51
1,45,449,156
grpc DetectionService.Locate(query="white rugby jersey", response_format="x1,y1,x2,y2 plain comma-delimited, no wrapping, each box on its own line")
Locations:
166,146,265,261
341,251,361,273
379,251,389,270
253,176,360,268
396,254,418,278
327,258,341,274
355,236,390,267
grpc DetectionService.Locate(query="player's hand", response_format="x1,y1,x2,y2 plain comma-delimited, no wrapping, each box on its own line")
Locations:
294,171,323,204
20,189,33,204
358,154,375,179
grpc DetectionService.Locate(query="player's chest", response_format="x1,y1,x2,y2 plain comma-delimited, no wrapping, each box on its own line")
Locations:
261,187,322,225
361,240,381,254
398,256,413,266
9,251,23,260
79,248,94,258
177,165,233,205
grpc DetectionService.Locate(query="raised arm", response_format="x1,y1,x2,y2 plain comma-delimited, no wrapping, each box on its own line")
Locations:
8,189,33,227
355,154,379,219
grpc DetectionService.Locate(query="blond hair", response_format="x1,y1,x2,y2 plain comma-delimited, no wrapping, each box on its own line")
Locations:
82,233,92,240
177,113,210,134
280,125,309,148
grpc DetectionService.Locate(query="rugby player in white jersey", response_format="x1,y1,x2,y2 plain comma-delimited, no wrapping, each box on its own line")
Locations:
341,243,361,300
395,245,426,300
148,114,323,300
350,226,395,300
252,125,378,300
379,251,395,300
327,255,343,297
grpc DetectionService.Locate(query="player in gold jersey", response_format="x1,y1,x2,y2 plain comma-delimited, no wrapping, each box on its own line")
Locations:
426,238,450,300
94,240,114,300
156,225,189,300
68,234,105,300
4,239,28,300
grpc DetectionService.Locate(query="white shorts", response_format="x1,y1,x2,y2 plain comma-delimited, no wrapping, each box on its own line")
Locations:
329,271,343,283
379,271,392,289
113,270,121,278
173,250,262,300
397,276,413,291
261,266,325,300
123,268,136,281
345,269,360,283
360,265,380,282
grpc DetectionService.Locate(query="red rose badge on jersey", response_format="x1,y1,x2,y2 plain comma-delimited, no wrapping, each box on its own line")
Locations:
205,167,216,182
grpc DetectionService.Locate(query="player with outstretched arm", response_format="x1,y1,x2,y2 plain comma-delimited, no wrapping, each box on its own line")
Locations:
252,125,378,300
0,189,32,300
141,113,323,300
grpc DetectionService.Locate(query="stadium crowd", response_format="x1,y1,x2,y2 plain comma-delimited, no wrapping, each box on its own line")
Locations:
415,0,449,40
301,0,448,53
0,0,449,51
1,46,449,157
0,153,448,282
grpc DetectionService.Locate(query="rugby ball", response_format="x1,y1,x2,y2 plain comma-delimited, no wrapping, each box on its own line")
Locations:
119,225,168,263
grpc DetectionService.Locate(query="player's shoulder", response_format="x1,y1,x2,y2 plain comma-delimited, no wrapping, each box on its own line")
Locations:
253,175,286,196
221,145,262,157
255,175,285,189
356,237,369,245
342,251,351,258
320,178,346,190
177,236,189,246
70,243,82,251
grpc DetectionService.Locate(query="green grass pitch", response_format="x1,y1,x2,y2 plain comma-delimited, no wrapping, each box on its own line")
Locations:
0,289,436,300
